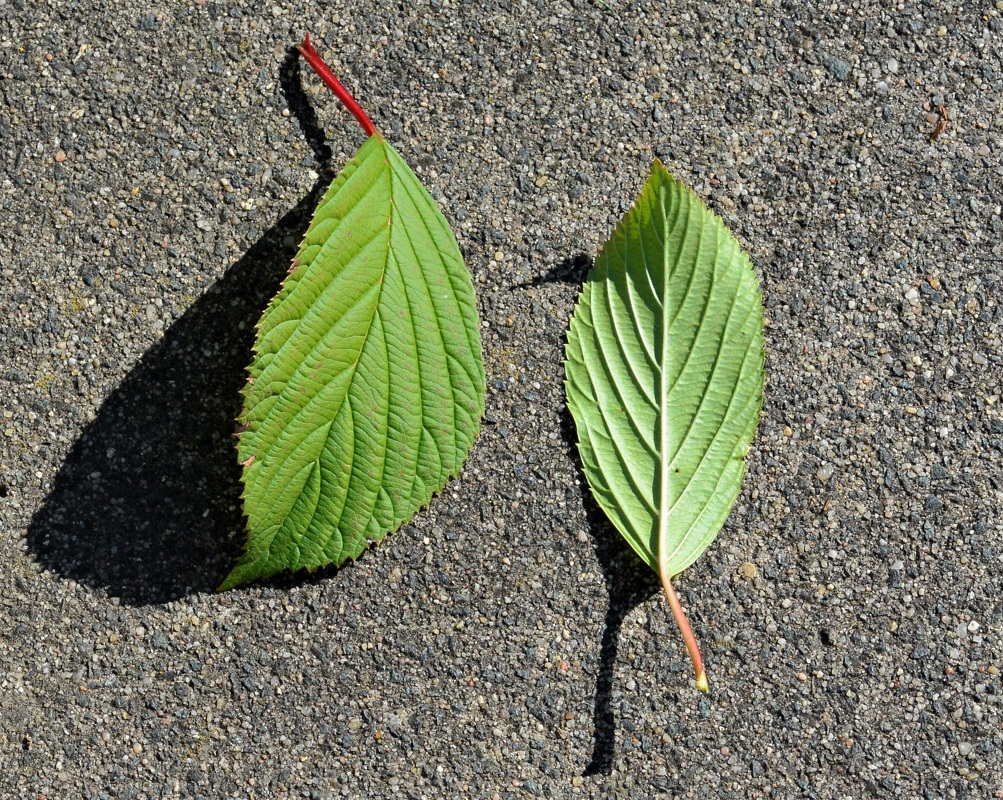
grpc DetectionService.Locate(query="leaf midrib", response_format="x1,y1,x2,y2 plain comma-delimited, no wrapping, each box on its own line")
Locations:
315,140,396,527
657,182,678,583
260,140,395,539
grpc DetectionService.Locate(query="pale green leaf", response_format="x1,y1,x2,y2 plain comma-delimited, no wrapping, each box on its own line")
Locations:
221,135,485,590
564,161,764,685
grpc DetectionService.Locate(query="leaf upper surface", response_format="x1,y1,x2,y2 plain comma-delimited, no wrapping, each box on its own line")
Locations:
222,136,484,590
565,161,764,580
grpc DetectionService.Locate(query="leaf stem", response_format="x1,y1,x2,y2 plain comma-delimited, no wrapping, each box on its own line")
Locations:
296,32,378,138
661,575,709,693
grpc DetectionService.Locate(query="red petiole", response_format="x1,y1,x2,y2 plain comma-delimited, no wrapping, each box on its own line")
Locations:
296,32,379,138
662,576,709,693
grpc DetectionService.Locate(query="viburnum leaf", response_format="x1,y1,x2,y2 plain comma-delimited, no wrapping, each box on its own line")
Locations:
564,161,765,691
220,36,485,590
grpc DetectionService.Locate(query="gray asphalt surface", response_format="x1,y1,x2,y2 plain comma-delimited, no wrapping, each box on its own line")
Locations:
2,1,1003,798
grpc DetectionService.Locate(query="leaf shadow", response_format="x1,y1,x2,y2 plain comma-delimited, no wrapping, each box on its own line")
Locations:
511,253,593,291
555,262,659,776
25,45,335,605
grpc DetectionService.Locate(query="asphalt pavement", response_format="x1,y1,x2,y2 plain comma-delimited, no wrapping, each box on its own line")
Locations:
1,1,1002,798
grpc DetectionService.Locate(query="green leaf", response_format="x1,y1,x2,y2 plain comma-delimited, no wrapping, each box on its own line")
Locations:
221,135,485,590
564,160,764,689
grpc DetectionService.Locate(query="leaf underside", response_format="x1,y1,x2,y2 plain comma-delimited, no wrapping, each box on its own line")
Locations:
565,160,764,581
221,136,485,590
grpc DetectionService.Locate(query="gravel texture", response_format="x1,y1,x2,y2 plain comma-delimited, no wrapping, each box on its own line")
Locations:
2,1,1003,798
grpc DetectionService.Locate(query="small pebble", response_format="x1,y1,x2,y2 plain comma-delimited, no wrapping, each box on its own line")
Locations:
816,463,834,482
738,561,757,580
822,54,851,81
